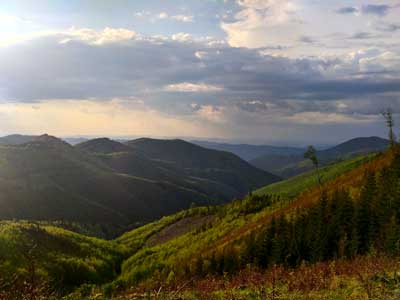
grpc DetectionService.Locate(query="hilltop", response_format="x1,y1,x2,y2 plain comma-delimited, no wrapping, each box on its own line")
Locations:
125,138,279,192
76,137,132,154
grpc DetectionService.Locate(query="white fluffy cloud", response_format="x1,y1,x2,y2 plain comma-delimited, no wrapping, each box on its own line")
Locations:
165,83,223,93
172,15,194,22
221,0,300,48
171,32,193,42
0,26,398,142
143,12,194,23
60,27,136,45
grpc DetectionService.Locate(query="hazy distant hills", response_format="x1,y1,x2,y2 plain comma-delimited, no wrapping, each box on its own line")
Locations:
0,134,37,145
250,136,389,178
0,135,279,224
192,140,305,161
78,137,280,199
0,133,387,225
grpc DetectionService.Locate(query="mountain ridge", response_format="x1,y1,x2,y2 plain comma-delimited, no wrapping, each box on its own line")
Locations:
0,134,279,226
250,136,389,178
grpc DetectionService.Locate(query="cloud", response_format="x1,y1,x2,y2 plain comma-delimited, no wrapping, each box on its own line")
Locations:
336,4,392,17
171,32,193,42
194,51,209,59
60,27,136,45
0,12,32,24
164,83,223,92
0,99,213,138
172,15,194,22
361,4,391,16
350,32,376,40
375,22,400,32
195,105,226,123
299,35,316,44
221,0,300,48
142,12,194,22
158,12,169,19
336,7,358,15
0,27,399,142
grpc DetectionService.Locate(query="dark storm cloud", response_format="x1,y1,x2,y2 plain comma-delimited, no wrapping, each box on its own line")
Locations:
361,4,391,16
336,7,358,14
336,4,392,17
0,31,399,118
299,35,316,44
350,32,376,40
375,22,400,32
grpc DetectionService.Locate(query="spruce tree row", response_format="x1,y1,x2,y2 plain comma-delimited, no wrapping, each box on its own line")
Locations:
190,150,400,276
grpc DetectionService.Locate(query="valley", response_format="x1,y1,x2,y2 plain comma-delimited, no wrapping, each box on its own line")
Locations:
0,134,398,299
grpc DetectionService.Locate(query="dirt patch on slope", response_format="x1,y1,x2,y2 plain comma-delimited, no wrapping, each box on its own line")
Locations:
146,215,214,247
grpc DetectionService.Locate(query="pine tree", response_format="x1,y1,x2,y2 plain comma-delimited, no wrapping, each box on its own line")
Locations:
243,233,257,265
384,215,400,255
357,171,377,253
257,217,277,268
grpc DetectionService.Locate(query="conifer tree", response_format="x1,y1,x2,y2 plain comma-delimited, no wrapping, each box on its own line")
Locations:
384,215,400,255
357,171,377,253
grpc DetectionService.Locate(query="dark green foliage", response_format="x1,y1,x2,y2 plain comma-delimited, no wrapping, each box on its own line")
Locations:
181,150,400,279
0,222,128,296
240,193,279,214
250,151,400,269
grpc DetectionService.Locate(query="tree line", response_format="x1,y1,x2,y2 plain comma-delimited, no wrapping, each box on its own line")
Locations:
187,149,400,277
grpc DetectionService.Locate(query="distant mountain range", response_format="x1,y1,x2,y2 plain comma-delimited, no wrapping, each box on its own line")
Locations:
0,134,37,145
192,140,305,161
249,136,389,178
0,134,279,224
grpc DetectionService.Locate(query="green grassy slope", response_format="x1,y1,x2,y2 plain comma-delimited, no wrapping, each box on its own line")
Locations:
254,154,373,198
113,153,384,287
0,221,127,290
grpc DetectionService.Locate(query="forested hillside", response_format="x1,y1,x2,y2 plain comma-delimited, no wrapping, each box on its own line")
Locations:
0,137,399,299
0,135,279,227
2,146,399,299
110,146,399,299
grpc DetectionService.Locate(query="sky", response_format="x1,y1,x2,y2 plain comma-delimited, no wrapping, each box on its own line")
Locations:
0,0,399,145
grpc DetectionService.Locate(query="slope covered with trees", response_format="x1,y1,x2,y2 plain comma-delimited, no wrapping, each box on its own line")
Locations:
113,148,396,288
0,125,399,299
77,137,280,204
1,146,399,299
0,135,213,225
0,135,279,227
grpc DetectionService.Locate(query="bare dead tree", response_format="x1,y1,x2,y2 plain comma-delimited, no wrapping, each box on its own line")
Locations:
304,145,322,189
382,108,396,148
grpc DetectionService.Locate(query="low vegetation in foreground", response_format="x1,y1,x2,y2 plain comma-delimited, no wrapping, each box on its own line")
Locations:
1,147,400,299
